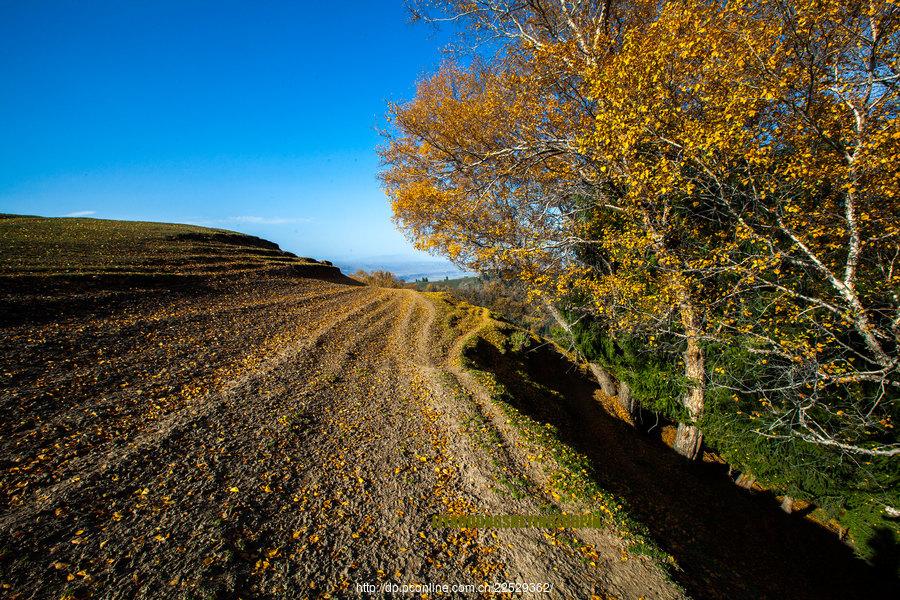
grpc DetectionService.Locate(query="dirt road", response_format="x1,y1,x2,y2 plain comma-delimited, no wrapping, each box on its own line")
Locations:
0,271,678,598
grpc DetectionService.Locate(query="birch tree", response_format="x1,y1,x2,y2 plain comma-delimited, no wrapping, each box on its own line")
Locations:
381,0,899,460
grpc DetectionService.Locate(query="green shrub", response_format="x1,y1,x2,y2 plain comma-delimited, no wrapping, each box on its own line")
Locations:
563,312,899,568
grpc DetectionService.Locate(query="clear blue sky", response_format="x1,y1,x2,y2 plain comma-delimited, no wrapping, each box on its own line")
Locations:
0,0,455,263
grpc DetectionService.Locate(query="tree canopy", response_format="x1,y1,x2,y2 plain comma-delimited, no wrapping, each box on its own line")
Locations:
381,0,899,558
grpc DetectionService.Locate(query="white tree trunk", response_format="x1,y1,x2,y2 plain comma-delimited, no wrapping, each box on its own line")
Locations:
780,496,795,513
672,299,706,460
546,302,636,421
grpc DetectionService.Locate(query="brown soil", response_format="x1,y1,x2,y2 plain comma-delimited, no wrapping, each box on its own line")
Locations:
3,263,894,599
0,271,679,599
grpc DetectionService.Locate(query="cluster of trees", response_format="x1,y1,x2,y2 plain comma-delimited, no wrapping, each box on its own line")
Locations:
420,275,551,330
351,269,406,288
381,0,898,549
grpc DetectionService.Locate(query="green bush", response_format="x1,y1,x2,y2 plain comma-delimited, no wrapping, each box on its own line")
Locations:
562,312,899,569
564,317,688,421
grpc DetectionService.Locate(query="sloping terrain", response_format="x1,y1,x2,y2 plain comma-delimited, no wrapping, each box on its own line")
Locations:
0,217,677,599
0,217,894,599
0,215,334,278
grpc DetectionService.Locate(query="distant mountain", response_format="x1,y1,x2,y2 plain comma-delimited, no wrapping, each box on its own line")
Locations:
334,255,473,282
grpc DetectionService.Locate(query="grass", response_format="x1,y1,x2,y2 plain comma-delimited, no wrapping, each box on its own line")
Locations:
475,367,672,563
494,471,532,500
0,214,332,278
461,411,533,500
427,293,677,574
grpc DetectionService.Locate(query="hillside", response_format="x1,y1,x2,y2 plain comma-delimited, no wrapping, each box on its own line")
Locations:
0,217,894,598
0,215,337,279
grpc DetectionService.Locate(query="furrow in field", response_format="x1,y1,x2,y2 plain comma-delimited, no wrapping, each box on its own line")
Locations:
0,286,402,597
0,284,382,511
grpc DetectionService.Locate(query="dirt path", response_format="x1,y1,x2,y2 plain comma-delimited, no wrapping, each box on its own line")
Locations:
0,274,679,598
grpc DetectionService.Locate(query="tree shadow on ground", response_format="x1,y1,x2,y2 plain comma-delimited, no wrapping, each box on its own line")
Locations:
869,527,900,583
467,338,899,600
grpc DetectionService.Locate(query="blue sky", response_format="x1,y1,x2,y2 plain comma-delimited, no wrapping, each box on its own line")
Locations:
0,0,457,264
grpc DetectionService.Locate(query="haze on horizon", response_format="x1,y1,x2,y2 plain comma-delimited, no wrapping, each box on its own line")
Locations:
0,0,462,273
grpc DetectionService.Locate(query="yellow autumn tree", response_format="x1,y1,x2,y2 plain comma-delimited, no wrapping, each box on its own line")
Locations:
381,0,899,459
577,0,899,457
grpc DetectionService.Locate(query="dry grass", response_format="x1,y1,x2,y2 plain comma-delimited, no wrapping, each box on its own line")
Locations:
0,215,331,278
